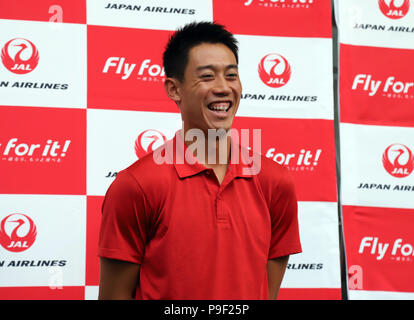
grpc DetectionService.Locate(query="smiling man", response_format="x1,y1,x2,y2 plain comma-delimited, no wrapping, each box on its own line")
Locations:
98,22,302,300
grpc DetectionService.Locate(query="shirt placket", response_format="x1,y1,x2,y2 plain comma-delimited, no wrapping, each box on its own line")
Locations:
215,188,228,223
216,168,237,225
203,170,226,223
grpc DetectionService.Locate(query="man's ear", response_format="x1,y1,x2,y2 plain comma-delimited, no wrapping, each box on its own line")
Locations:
164,77,182,104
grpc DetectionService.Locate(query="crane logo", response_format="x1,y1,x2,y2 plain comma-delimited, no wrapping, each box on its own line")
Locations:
258,53,291,88
135,129,167,159
0,213,37,252
382,144,414,178
1,38,39,74
378,0,410,19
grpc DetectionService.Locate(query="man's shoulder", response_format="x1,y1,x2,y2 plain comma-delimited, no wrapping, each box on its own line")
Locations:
258,154,288,175
108,152,175,207
253,154,297,211
121,150,176,186
256,154,295,193
127,150,169,172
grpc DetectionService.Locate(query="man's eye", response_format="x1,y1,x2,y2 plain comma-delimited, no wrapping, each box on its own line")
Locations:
227,73,238,78
201,74,214,78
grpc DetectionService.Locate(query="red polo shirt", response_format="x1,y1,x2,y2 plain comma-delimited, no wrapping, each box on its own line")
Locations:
98,131,301,299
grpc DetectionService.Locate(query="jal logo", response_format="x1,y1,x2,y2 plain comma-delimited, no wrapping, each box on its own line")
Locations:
379,0,410,19
258,53,291,88
382,144,414,178
1,38,39,74
0,213,37,252
135,129,167,159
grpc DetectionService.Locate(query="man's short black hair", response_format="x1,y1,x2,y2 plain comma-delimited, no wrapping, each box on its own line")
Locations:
163,21,239,82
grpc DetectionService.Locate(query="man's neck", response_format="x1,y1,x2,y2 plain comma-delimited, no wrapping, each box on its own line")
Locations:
181,128,231,168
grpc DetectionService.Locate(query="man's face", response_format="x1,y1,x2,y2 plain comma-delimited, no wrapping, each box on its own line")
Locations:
175,42,242,133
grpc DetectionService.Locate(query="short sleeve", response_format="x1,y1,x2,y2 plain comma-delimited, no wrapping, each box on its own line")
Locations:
98,170,151,264
268,169,302,259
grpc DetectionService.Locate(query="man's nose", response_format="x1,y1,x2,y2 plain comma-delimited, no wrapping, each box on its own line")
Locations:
212,76,232,95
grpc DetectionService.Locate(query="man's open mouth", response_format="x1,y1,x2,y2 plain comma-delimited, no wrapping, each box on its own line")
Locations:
207,101,232,112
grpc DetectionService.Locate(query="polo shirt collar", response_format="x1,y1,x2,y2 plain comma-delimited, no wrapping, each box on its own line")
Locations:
169,130,258,179
171,130,207,178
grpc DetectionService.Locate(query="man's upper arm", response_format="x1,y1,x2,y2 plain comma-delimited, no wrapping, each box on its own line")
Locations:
98,170,151,265
98,170,152,299
267,255,289,300
267,167,302,259
98,257,140,300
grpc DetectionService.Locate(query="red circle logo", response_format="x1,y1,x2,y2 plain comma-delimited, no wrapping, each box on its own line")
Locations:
378,0,410,19
258,53,291,88
0,213,37,252
135,129,167,159
382,144,414,178
1,38,39,74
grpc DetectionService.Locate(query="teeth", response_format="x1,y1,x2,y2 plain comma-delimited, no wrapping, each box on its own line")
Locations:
208,102,230,111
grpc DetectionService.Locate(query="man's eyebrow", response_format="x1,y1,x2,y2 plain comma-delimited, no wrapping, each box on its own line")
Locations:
226,64,239,70
196,64,239,72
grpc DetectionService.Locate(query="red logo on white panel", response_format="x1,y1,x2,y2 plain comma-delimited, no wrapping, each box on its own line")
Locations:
382,144,414,178
258,53,291,88
135,129,167,158
0,214,37,252
378,0,410,19
1,38,39,74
